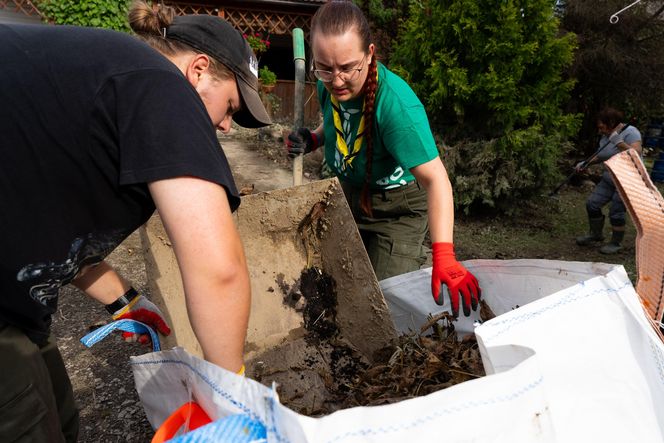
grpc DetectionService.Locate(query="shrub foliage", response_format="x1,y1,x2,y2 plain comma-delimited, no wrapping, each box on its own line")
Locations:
391,0,580,213
354,0,412,61
39,0,131,32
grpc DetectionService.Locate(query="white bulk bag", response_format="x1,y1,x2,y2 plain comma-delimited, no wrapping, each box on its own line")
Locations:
131,259,664,442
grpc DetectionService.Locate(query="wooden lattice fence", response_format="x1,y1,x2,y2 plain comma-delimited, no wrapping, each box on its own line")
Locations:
0,0,43,18
164,1,312,35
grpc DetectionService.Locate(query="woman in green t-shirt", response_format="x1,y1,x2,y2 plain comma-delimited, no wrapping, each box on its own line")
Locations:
286,0,480,318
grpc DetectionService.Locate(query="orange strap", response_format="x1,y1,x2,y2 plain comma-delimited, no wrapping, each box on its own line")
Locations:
151,401,212,443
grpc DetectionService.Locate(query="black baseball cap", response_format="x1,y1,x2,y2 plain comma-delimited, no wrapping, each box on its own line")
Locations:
167,15,271,128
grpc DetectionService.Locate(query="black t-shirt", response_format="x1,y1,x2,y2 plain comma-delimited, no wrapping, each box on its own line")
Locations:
0,24,240,344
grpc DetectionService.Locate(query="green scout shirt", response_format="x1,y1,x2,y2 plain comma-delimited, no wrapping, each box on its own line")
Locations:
317,62,439,190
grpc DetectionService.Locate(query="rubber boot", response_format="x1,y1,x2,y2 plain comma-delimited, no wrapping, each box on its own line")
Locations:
600,229,625,254
576,216,605,246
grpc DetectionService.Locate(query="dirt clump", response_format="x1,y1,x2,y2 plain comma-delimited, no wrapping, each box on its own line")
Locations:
267,264,494,414
266,266,368,413
295,267,339,341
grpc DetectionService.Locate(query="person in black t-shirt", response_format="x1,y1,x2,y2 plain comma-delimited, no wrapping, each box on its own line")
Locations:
0,1,270,440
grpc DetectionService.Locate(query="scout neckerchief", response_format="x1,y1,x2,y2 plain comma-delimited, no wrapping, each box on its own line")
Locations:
331,95,365,170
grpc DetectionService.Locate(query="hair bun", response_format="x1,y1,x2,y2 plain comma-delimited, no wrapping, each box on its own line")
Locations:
128,0,176,36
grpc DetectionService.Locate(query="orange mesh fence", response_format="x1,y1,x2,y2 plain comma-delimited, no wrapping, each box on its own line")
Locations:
605,149,664,340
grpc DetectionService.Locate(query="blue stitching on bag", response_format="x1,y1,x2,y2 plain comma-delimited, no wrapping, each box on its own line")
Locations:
649,336,664,383
481,282,632,342
265,391,289,443
130,359,266,425
324,375,544,442
480,282,664,386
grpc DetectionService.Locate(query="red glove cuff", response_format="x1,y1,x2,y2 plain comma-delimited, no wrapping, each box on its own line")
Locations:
432,242,454,258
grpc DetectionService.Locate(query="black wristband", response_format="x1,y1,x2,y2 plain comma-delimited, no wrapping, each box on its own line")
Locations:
105,287,139,314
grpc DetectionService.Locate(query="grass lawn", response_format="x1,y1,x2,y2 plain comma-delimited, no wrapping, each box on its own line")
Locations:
454,180,664,285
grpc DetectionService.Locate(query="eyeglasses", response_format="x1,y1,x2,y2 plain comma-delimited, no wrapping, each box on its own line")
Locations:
312,54,367,83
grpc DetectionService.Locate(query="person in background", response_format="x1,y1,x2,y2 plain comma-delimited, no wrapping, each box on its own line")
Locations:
0,1,270,440
286,0,480,318
575,107,641,254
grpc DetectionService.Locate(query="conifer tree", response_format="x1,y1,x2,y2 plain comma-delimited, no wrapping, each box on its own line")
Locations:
391,0,580,213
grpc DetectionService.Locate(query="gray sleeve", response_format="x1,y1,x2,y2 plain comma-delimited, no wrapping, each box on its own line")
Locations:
623,126,642,144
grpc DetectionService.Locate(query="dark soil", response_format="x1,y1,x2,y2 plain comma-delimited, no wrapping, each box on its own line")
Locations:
277,267,340,342
274,266,368,409
291,267,339,342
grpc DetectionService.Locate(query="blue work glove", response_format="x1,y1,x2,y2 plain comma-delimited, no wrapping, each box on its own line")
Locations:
286,128,318,158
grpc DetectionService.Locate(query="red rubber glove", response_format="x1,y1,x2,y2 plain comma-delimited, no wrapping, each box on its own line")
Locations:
112,295,171,345
431,242,481,317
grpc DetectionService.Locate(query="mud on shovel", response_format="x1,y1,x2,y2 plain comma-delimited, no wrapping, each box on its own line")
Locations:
549,124,631,197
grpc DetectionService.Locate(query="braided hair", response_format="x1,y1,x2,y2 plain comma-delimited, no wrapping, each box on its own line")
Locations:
360,56,378,217
311,0,378,216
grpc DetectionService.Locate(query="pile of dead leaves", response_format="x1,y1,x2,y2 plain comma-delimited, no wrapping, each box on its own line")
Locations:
339,303,495,407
